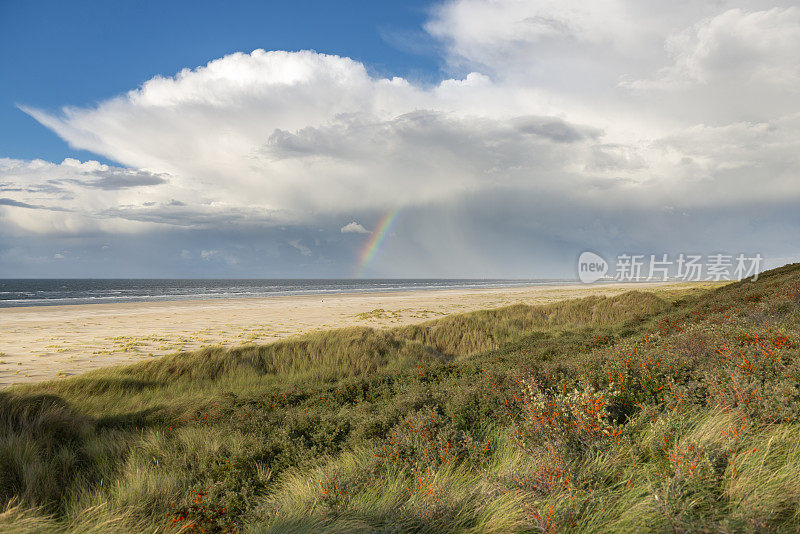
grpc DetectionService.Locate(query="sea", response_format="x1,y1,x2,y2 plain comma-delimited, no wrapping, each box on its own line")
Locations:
0,279,574,308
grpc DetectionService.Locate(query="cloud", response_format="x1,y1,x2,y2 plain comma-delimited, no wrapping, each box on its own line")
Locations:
627,7,800,90
0,158,174,234
3,1,800,275
341,221,369,234
425,0,642,72
288,239,312,256
200,249,240,265
67,170,167,190
0,197,55,210
19,48,642,224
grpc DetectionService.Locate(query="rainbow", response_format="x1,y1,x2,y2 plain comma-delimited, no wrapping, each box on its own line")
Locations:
356,209,398,277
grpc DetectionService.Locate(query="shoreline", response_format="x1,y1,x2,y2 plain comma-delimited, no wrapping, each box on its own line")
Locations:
0,281,705,387
0,279,578,310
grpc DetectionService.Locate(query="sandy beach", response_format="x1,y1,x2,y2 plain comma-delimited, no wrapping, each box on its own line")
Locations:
0,281,698,387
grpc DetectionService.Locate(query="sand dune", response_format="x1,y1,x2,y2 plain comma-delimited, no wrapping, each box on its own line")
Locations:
0,281,700,387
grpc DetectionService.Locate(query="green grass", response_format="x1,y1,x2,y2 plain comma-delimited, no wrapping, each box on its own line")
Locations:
2,268,800,532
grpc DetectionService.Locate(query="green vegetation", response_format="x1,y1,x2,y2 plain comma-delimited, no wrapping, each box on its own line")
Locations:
355,308,402,320
2,266,800,532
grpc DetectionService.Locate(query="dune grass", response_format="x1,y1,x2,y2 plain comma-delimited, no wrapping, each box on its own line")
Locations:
1,268,800,532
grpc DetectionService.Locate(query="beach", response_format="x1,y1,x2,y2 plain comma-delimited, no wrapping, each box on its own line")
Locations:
0,281,695,387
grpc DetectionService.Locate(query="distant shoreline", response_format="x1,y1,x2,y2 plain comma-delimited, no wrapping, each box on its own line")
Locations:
0,280,704,388
0,278,577,309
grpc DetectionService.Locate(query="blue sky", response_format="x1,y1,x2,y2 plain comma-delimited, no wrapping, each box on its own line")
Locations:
0,0,439,163
1,0,799,278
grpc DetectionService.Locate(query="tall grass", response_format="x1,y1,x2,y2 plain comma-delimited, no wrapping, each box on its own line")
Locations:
2,270,800,532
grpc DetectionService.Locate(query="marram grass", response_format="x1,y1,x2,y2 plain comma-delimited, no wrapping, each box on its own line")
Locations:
2,267,800,532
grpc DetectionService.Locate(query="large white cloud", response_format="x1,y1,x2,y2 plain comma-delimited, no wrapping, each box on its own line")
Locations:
0,157,169,235
11,49,639,227
2,0,799,275
629,7,800,90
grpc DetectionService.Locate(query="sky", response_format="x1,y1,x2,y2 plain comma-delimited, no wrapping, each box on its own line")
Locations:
1,0,799,278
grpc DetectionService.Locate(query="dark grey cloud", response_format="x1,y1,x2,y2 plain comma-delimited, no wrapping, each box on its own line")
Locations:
0,180,71,195
264,111,603,176
101,203,280,228
2,185,799,278
0,197,69,212
66,169,167,190
512,116,601,143
0,198,42,209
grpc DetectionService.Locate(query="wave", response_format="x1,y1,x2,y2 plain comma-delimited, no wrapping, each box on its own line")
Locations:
0,279,574,308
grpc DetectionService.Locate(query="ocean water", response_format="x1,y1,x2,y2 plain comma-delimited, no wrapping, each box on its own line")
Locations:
0,279,572,308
